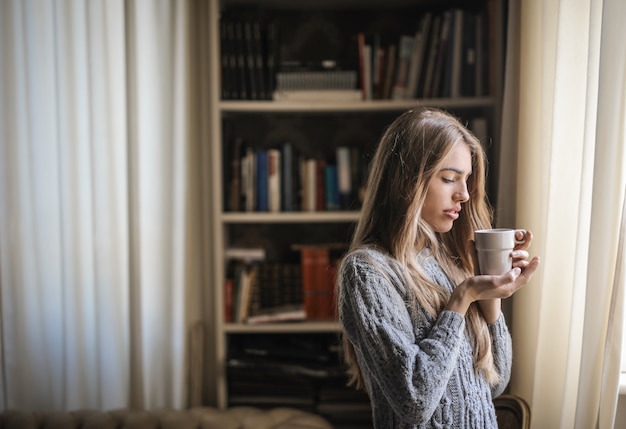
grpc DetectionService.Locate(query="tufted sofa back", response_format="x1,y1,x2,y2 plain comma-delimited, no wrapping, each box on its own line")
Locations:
0,406,334,429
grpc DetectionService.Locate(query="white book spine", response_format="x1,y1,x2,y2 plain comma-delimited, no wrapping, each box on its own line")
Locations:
268,149,281,212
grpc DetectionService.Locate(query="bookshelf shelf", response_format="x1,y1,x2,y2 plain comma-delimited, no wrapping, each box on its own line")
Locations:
224,321,342,334
205,0,507,425
221,96,498,113
221,211,360,223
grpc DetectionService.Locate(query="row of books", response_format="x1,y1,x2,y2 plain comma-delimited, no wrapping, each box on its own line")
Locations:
359,7,491,101
220,17,277,100
226,138,364,213
221,5,493,102
224,245,343,324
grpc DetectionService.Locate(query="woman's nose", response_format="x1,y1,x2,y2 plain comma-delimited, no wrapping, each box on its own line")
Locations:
456,183,470,202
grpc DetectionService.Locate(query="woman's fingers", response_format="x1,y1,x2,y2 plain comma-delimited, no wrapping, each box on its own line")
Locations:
514,229,533,251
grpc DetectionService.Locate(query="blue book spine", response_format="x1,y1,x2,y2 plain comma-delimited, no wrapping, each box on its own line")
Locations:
256,150,269,212
281,142,293,211
324,165,339,210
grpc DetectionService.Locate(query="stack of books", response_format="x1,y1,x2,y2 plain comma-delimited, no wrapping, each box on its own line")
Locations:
273,69,361,102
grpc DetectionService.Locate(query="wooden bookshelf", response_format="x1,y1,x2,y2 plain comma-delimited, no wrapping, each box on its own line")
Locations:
204,0,507,425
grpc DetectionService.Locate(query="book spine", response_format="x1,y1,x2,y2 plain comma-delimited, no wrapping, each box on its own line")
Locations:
300,247,316,319
281,142,294,211
243,147,256,212
256,150,269,212
224,279,234,322
313,247,332,320
264,20,277,99
430,10,452,98
228,137,244,212
357,32,366,100
450,9,465,98
303,158,317,212
244,21,259,100
336,147,352,210
268,149,281,212
324,165,339,211
421,14,442,98
392,34,414,100
252,21,267,100
219,18,232,100
315,159,326,211
233,21,249,100
382,44,397,99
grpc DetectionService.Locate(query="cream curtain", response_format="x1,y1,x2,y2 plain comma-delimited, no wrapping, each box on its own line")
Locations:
0,0,203,410
498,0,626,428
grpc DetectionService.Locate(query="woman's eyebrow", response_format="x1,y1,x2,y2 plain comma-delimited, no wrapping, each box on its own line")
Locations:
440,167,467,175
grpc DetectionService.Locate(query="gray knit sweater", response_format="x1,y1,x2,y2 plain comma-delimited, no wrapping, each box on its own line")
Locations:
339,248,512,428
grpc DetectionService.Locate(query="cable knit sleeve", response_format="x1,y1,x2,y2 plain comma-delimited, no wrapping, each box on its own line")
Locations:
339,250,465,426
488,313,513,397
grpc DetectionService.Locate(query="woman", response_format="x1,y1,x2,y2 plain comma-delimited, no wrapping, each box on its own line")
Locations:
338,108,540,428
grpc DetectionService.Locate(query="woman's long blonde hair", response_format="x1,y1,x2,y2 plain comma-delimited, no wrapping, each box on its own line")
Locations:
341,107,497,389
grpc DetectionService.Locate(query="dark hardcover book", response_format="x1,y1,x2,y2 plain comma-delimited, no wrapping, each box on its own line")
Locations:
356,32,367,99
430,10,452,98
232,262,247,322
407,12,432,99
228,137,245,212
461,11,478,96
224,278,234,323
315,159,326,211
220,18,233,100
244,21,259,100
264,20,278,99
324,165,339,211
419,13,442,98
251,20,267,100
247,265,262,319
371,33,383,99
256,150,268,212
281,142,294,211
441,9,463,98
221,118,234,211
475,10,487,96
374,39,388,100
382,44,397,100
234,20,249,100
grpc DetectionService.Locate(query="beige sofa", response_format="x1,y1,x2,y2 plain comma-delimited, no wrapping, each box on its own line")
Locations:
0,405,334,429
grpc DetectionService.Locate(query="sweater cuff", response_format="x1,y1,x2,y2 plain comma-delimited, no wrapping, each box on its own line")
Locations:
433,310,466,340
488,313,508,338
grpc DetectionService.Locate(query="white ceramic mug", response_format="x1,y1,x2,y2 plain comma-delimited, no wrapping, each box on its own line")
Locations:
474,228,526,275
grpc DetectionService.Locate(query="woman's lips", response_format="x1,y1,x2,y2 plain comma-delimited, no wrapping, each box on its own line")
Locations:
444,209,460,220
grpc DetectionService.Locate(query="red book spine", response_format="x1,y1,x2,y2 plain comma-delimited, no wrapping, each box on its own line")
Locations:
300,247,317,320
224,279,234,323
